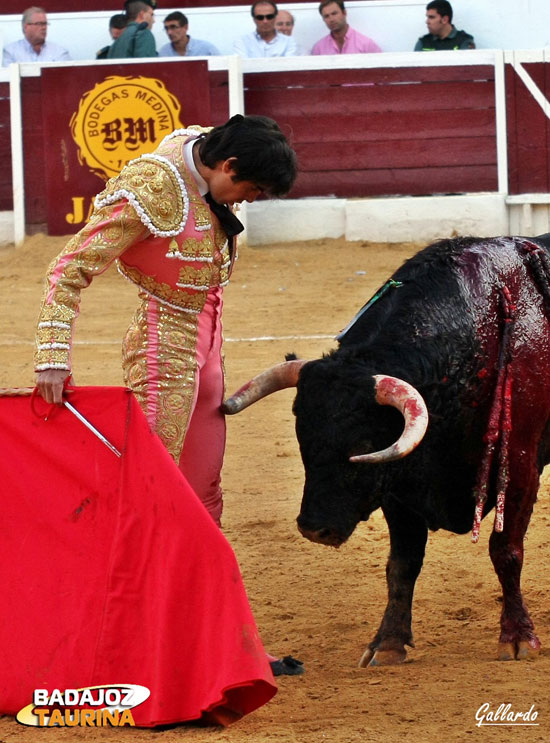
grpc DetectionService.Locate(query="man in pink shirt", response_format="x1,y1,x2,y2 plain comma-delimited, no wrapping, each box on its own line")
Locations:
311,0,381,55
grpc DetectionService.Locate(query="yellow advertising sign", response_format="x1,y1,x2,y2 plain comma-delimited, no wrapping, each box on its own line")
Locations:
70,75,183,180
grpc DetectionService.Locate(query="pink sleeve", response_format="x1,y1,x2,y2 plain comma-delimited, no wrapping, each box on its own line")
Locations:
35,200,149,372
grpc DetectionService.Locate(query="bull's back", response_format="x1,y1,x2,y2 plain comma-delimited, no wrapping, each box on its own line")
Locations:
341,235,550,484
342,236,550,376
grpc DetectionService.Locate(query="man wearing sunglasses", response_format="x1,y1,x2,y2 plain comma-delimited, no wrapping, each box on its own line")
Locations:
159,11,219,57
2,6,70,65
234,1,297,57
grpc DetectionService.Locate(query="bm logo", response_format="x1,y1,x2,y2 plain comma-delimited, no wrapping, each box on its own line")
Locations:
70,75,182,180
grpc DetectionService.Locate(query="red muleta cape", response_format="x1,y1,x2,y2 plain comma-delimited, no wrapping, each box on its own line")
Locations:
0,386,276,726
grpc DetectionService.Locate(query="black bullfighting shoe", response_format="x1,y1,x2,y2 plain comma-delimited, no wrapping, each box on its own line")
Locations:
269,655,305,676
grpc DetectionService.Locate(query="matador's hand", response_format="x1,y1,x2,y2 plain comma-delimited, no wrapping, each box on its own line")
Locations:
35,369,71,405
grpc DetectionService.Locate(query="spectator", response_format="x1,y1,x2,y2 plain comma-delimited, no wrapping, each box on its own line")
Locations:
414,1,475,51
275,9,307,54
311,0,381,55
234,1,297,58
96,13,127,60
107,0,157,59
159,11,219,56
2,6,71,65
275,9,294,36
123,0,156,11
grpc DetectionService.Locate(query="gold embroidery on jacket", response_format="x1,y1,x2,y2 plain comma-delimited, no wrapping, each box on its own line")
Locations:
176,264,215,289
36,325,72,345
34,202,147,370
171,234,216,262
96,157,186,234
156,134,212,230
118,263,207,313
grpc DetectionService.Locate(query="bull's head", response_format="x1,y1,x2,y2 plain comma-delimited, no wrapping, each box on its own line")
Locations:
222,358,428,547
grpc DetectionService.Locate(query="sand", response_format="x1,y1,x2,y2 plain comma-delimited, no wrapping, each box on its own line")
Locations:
0,233,548,742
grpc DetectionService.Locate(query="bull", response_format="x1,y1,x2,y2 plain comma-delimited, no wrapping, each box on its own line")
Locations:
223,235,550,666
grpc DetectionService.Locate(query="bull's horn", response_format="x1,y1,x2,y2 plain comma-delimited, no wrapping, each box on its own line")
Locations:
349,374,428,464
222,359,307,414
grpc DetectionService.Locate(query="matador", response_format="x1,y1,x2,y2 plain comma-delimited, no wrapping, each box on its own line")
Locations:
34,115,298,525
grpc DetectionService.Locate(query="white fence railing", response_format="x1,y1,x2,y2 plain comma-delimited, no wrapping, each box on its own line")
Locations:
3,49,550,244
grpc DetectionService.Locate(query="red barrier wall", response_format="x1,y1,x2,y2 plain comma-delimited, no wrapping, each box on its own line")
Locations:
244,65,498,198
41,62,214,235
3,67,229,229
0,83,12,211
506,61,550,195
3,59,550,233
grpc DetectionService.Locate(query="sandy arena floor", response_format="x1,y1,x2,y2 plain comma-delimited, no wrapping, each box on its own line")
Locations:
0,234,549,742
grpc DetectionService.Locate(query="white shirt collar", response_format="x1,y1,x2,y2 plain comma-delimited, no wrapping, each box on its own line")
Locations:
254,30,279,45
183,137,208,196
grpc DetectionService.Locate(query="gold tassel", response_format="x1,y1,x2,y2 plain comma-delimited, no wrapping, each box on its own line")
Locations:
167,238,180,257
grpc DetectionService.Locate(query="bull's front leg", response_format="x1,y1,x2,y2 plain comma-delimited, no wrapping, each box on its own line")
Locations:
359,499,427,667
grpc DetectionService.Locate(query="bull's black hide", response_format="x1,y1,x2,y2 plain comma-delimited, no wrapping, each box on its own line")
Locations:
294,235,550,665
225,234,550,666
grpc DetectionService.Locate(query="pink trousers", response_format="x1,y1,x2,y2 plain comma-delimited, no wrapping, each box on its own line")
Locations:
177,290,226,525
122,287,226,526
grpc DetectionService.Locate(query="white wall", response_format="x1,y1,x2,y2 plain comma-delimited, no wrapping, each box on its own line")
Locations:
245,193,511,244
1,0,549,62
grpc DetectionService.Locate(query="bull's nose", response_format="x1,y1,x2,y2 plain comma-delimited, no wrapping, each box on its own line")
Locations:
297,522,344,548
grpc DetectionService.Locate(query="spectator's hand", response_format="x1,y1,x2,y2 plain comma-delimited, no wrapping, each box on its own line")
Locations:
35,369,71,404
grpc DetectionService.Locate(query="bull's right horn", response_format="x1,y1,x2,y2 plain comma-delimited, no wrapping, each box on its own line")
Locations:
349,374,429,464
222,359,306,414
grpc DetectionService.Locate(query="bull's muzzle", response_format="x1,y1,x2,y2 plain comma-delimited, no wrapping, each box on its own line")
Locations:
297,521,346,548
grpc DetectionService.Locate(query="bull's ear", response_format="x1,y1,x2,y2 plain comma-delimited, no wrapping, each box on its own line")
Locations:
349,375,428,464
222,359,307,414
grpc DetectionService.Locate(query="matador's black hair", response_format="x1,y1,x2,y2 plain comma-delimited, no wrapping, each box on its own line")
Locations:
198,114,297,197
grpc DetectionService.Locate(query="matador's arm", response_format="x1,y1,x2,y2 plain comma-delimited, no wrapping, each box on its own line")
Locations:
34,200,149,374
34,151,190,373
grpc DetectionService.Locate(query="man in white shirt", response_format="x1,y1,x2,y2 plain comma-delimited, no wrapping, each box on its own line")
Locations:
234,1,297,58
2,6,71,65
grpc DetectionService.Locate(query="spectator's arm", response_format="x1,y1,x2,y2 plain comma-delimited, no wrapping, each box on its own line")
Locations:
233,37,247,57
2,48,16,66
135,29,157,57
459,36,476,50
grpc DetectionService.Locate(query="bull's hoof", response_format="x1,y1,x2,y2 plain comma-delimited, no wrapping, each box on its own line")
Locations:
358,647,407,667
497,638,541,661
516,641,540,660
497,642,516,661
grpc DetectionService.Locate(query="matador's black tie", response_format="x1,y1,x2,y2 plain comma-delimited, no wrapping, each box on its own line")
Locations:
204,192,244,239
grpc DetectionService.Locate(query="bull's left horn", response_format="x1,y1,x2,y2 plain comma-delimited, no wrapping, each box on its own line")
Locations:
222,359,306,414
349,374,428,464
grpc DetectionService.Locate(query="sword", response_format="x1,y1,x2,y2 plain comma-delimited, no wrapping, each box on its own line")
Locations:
63,400,122,458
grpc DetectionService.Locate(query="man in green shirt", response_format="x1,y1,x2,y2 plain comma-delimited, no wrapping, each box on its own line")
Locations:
414,1,475,51
107,0,157,59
